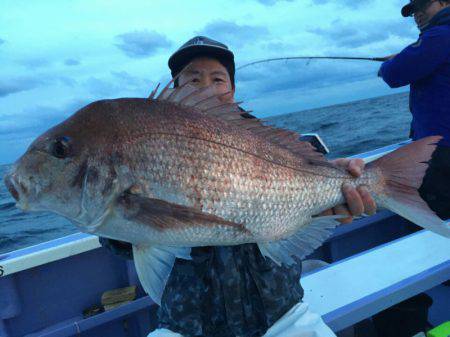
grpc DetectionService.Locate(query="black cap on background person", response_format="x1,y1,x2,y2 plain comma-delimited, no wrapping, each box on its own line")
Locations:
401,0,430,17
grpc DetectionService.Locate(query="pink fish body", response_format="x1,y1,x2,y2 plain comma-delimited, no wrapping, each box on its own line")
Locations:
4,84,449,303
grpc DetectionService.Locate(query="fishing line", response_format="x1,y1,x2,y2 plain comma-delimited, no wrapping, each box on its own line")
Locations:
237,56,388,70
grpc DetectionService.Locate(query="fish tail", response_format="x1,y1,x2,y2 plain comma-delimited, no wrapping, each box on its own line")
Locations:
369,136,450,238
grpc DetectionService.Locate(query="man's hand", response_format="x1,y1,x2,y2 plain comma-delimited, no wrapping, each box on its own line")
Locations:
320,158,377,224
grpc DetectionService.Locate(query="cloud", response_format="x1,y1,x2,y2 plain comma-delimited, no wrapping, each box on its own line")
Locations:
311,0,374,9
57,76,78,87
235,61,401,119
0,78,44,97
85,77,116,96
64,58,80,66
20,57,53,69
198,20,269,48
310,25,382,48
308,20,416,48
257,0,294,5
111,71,152,90
0,74,77,98
84,71,153,97
0,84,28,98
0,99,88,138
115,30,172,58
111,70,142,83
0,99,88,164
236,58,379,100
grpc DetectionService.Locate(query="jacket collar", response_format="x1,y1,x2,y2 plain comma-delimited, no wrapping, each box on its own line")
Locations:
422,6,450,31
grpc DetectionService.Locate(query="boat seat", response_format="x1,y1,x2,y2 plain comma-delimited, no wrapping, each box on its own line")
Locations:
301,229,450,332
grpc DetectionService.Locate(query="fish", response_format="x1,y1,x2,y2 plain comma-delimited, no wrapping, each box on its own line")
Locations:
4,82,450,304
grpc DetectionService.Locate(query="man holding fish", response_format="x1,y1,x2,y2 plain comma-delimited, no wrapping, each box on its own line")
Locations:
5,27,448,337
142,36,375,337
95,36,437,336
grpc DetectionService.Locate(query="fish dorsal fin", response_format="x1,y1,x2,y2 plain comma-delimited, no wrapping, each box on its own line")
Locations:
153,82,329,163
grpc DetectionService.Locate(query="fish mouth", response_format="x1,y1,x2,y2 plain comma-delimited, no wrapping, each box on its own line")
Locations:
4,173,30,210
4,174,20,201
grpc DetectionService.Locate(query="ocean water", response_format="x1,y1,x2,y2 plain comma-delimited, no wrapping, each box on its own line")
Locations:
0,92,412,254
266,92,411,159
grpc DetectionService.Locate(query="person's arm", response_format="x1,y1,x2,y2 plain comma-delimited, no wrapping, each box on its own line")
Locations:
379,28,450,88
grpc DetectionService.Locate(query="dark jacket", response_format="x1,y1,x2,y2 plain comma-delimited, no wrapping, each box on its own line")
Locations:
100,243,303,337
158,245,303,337
379,7,450,147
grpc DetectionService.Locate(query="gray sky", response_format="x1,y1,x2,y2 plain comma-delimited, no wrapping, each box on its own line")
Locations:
0,0,417,164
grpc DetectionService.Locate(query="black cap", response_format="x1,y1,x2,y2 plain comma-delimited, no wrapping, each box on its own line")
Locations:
401,0,430,17
168,36,235,87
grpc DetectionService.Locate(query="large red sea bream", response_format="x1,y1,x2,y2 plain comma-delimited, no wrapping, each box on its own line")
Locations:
4,83,449,304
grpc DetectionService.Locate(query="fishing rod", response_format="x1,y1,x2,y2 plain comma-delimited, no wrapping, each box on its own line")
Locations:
237,56,389,70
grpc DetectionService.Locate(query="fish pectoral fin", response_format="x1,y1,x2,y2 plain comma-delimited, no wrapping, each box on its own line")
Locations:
116,191,247,231
133,244,191,305
258,215,342,266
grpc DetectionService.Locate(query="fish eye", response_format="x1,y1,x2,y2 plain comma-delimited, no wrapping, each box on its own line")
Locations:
51,136,71,159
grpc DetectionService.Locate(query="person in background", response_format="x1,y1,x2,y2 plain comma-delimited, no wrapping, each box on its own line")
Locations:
379,0,450,221
102,36,377,337
375,1,450,336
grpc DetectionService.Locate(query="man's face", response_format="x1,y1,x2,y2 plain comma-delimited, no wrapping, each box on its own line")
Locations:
178,57,235,103
413,0,449,29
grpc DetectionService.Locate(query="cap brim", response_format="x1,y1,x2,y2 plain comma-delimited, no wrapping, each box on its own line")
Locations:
401,3,414,17
168,45,234,75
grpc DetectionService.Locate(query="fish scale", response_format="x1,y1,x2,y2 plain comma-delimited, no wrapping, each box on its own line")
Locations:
121,132,357,244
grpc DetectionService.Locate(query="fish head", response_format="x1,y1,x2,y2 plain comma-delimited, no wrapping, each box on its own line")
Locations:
4,100,130,230
4,126,90,220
